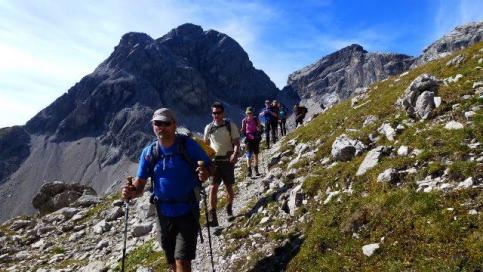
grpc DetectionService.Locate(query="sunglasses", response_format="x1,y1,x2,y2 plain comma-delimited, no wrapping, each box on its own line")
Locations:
153,121,172,127
212,111,223,115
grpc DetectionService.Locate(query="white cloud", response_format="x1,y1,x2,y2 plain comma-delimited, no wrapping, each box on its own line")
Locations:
0,0,280,127
433,0,483,40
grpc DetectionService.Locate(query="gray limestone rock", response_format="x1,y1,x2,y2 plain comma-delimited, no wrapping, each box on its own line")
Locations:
377,168,399,184
445,121,464,130
287,184,304,216
132,223,153,237
399,74,441,119
363,115,378,128
74,195,101,208
105,206,124,222
377,123,396,141
331,134,366,161
68,230,85,242
446,55,465,67
414,91,436,120
397,146,409,156
93,220,112,234
32,181,97,216
10,219,34,231
356,146,391,176
80,260,108,272
362,243,380,257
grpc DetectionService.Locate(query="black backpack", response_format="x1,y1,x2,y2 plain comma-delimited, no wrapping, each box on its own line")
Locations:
206,118,232,139
146,134,200,203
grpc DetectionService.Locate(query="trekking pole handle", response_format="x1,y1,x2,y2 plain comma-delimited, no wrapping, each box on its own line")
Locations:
125,176,134,202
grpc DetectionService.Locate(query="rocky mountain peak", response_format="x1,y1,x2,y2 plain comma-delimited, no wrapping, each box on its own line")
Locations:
286,44,414,115
118,32,154,49
344,43,366,52
0,23,279,223
163,23,204,40
412,21,483,67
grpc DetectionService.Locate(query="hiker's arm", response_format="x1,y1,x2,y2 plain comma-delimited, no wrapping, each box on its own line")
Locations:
122,177,146,199
230,138,240,164
196,164,211,182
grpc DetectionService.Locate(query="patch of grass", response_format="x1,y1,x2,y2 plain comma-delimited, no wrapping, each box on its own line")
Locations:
230,228,250,239
50,246,66,255
113,240,168,272
447,160,480,181
287,188,482,271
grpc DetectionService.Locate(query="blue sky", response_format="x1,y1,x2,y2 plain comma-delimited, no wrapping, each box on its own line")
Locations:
0,0,481,128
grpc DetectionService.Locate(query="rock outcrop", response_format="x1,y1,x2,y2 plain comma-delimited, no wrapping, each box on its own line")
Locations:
32,181,97,216
412,21,483,67
398,73,442,119
285,44,414,116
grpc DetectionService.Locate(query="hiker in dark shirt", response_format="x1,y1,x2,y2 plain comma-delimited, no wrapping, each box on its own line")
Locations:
122,108,211,272
278,103,287,136
259,100,277,149
294,103,308,127
270,100,280,143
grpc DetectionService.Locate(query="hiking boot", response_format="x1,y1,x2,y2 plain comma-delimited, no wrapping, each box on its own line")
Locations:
255,166,260,176
247,167,252,178
208,209,219,227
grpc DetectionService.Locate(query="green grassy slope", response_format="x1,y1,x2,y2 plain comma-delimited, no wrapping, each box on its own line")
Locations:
285,42,482,271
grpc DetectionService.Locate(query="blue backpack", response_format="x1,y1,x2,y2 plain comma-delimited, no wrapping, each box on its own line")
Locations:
279,109,287,120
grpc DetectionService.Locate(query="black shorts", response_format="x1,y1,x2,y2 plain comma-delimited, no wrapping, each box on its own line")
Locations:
156,212,199,264
212,158,235,185
246,139,260,155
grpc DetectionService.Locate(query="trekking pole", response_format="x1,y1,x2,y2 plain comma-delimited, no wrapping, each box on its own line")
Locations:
121,177,133,272
198,161,216,272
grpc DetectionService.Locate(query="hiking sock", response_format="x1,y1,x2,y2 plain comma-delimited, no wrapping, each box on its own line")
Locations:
226,203,233,217
247,167,252,178
209,209,219,227
255,165,260,176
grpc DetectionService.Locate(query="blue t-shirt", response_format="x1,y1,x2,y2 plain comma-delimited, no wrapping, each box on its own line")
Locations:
137,137,210,217
259,107,274,124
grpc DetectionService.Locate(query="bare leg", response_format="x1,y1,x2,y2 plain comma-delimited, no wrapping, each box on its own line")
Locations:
175,259,192,272
210,184,219,211
225,184,234,206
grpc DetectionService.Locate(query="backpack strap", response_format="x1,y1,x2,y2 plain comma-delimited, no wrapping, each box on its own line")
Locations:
147,135,196,193
148,141,160,193
207,119,232,140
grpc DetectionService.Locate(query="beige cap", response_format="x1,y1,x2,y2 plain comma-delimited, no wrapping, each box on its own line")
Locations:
151,108,176,122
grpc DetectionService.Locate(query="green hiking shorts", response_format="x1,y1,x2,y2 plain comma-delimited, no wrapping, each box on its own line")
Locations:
212,157,235,185
155,212,199,264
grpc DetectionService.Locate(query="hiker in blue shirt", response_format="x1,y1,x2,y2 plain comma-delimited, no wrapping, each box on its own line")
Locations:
123,108,211,272
259,100,277,149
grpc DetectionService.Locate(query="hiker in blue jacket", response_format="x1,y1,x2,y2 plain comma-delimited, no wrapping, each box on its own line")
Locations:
122,108,211,272
259,100,277,149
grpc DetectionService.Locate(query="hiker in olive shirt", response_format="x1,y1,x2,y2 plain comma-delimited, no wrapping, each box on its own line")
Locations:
204,102,240,226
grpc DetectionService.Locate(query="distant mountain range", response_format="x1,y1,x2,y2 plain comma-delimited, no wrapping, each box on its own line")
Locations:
0,21,481,223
